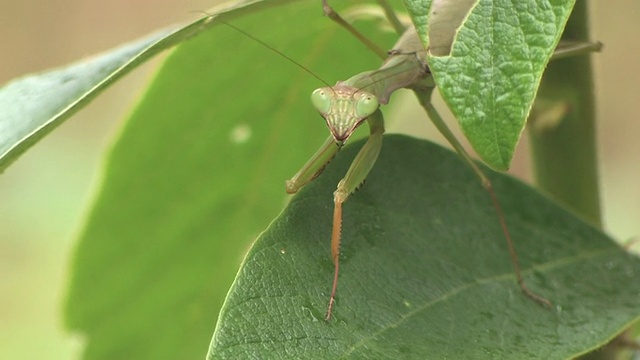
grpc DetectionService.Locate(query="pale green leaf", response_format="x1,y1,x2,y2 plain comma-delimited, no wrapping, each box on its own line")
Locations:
0,0,304,172
405,0,576,170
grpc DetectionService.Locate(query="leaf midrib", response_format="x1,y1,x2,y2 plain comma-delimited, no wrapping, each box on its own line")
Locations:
338,245,619,357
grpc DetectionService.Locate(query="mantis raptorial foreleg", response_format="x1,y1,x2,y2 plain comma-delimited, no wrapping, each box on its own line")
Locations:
286,136,339,194
286,82,384,320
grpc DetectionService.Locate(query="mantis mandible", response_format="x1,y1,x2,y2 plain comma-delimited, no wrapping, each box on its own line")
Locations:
279,0,600,321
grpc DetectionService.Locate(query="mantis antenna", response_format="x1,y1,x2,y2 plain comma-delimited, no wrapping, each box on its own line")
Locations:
220,22,332,88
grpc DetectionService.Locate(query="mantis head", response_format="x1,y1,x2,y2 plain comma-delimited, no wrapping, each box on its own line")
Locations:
311,85,379,145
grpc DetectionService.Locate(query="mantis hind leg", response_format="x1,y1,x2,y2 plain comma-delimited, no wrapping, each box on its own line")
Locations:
415,87,553,308
552,40,603,60
326,110,385,321
374,0,406,35
321,0,405,60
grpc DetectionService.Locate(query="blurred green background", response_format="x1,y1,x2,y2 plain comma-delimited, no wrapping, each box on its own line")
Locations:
0,1,638,359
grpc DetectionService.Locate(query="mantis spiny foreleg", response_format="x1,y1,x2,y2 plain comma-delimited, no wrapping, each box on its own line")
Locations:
327,109,384,320
285,82,383,320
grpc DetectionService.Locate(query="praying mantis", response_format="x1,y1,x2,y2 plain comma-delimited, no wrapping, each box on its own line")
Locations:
262,0,601,321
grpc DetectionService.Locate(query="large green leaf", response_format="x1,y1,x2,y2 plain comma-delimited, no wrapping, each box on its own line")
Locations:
209,135,640,359
63,1,400,359
0,0,303,172
404,0,576,170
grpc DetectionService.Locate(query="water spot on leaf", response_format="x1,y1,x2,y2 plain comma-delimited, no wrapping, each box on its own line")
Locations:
229,123,252,144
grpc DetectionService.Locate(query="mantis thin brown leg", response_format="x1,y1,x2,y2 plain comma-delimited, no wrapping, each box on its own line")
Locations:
322,0,387,59
552,40,603,60
375,0,406,35
414,86,553,308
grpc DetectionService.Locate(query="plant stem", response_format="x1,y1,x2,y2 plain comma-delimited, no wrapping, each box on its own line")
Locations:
528,1,602,227
529,3,623,359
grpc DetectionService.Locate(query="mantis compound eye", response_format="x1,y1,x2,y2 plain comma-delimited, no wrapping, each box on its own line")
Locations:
355,93,379,118
311,88,332,115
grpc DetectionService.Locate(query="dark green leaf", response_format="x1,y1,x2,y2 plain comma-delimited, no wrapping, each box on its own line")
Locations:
209,135,640,359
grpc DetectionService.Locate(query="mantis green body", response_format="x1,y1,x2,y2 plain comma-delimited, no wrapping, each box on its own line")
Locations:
285,27,433,319
285,1,600,321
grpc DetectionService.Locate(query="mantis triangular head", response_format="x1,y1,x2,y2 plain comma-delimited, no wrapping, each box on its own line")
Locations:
311,85,379,144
